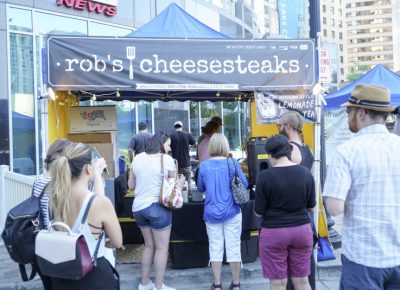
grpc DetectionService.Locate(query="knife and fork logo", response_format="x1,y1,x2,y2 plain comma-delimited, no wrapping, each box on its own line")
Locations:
126,46,135,80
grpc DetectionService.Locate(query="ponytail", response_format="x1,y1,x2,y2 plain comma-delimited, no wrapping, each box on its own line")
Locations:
50,155,71,222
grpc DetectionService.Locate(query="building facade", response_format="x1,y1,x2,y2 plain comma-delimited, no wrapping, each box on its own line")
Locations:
0,0,262,175
320,0,347,83
346,0,400,77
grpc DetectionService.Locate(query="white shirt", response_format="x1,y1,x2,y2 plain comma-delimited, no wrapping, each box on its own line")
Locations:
131,153,175,212
323,124,400,268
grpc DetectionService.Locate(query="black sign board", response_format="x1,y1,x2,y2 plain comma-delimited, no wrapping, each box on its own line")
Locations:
47,36,316,91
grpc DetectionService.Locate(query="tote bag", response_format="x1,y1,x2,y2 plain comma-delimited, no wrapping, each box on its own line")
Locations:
159,154,184,209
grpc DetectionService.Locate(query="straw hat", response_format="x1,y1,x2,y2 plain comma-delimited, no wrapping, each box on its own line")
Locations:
341,84,396,112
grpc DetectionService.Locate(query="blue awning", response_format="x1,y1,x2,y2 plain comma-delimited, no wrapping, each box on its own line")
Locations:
127,3,229,39
325,65,400,110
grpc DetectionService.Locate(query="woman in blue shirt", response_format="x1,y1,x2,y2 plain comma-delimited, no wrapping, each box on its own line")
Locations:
197,133,248,290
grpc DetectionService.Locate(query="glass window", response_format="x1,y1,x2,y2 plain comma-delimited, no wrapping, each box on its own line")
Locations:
8,7,32,32
153,101,188,135
34,12,87,35
138,101,153,133
243,5,253,27
189,102,200,142
116,101,136,149
223,101,239,150
200,101,222,131
220,15,243,38
134,0,152,27
89,22,132,36
10,33,36,175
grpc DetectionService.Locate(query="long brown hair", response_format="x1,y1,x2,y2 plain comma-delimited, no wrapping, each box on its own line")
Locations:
49,142,91,222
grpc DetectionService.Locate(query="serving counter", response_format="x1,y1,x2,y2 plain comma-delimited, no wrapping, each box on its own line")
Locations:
169,200,261,269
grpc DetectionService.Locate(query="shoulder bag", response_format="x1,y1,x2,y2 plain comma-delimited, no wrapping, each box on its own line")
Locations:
160,154,184,209
227,158,249,205
35,194,104,280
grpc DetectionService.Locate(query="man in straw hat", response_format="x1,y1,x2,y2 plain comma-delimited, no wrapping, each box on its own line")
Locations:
323,84,400,289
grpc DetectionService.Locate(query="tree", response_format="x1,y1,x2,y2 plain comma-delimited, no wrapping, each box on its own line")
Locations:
347,64,371,81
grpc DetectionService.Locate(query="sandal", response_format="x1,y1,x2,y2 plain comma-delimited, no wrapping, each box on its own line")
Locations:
230,282,240,290
211,282,222,290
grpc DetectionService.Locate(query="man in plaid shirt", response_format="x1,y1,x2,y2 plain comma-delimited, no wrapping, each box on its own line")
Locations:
324,84,400,290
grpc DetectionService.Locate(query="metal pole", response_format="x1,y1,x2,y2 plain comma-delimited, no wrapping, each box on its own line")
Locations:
309,0,321,39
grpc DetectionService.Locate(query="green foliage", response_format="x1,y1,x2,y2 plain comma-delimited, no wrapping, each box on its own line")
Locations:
119,148,131,173
347,64,371,82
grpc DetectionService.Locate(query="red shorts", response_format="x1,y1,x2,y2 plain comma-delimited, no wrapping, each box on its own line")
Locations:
259,224,313,280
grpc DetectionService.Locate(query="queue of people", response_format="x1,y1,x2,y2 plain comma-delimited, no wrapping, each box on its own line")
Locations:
19,83,400,290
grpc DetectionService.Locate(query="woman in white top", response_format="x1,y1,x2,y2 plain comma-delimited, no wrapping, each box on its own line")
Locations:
48,142,122,290
129,132,176,290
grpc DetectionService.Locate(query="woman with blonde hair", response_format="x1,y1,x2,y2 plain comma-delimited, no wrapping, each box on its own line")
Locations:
48,142,122,290
197,133,248,290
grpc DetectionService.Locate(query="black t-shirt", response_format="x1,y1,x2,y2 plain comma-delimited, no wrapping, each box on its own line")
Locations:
170,131,196,168
254,165,316,228
291,141,314,170
129,132,152,155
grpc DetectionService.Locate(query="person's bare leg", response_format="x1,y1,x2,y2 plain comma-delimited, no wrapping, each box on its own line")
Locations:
211,261,223,287
152,228,171,289
140,227,155,286
291,277,311,290
270,279,288,290
229,261,240,288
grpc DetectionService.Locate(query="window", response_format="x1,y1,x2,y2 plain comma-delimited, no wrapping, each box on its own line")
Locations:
89,22,132,36
340,56,344,63
153,101,188,135
339,32,343,39
34,12,87,35
322,5,326,12
8,7,32,32
189,102,200,142
323,29,327,37
138,101,153,134
330,19,335,26
331,31,335,38
10,33,36,175
223,101,240,150
323,17,327,25
330,7,334,14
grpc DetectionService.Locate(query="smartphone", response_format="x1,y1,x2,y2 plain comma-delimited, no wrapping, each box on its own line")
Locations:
90,147,109,175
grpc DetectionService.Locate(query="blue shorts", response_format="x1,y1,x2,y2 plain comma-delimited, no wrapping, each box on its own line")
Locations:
340,255,400,290
133,203,172,230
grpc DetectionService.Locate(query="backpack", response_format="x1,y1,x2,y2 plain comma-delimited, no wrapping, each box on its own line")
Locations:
1,184,48,281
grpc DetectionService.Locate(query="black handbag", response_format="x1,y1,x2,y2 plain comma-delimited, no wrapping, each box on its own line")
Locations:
227,158,249,204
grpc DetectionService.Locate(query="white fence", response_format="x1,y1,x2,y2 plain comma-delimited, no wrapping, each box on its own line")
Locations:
0,165,35,233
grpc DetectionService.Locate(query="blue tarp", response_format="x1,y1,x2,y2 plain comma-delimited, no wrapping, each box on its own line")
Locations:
325,64,400,110
127,3,229,39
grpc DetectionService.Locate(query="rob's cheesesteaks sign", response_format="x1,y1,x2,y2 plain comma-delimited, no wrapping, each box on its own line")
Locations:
47,36,315,91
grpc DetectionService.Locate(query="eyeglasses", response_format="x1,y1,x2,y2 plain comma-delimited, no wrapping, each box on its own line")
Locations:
346,107,359,115
277,123,287,129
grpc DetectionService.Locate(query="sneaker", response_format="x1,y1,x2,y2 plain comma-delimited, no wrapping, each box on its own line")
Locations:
139,281,155,290
152,284,176,290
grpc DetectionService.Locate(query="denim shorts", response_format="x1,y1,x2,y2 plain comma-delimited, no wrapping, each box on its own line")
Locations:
133,203,172,230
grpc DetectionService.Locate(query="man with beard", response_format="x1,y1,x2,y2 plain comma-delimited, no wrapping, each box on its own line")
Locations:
324,84,400,290
277,111,316,290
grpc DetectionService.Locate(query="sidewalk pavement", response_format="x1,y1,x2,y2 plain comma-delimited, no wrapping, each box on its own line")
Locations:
0,241,342,290
0,215,343,289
